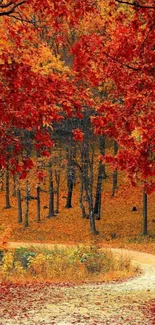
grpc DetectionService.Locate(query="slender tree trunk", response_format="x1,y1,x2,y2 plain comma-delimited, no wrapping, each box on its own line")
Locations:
12,174,17,196
55,171,60,213
65,181,73,208
143,189,148,235
90,210,98,234
79,182,87,218
69,151,98,234
0,170,4,191
81,136,98,234
112,140,118,197
24,181,30,227
94,185,102,219
94,162,105,219
17,187,22,223
54,144,62,214
83,163,99,234
86,186,99,235
48,161,55,218
5,159,11,209
65,147,76,209
55,185,60,214
37,185,41,222
94,135,106,219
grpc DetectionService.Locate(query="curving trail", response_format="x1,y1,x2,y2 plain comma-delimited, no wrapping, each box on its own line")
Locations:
0,242,155,325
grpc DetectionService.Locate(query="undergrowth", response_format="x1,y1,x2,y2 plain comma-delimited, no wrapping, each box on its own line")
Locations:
0,245,138,284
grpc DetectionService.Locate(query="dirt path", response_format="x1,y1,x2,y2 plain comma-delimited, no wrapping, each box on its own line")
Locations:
0,242,155,325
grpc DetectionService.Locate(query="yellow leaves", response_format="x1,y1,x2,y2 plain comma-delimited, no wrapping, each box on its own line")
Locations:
0,245,137,283
14,261,26,276
28,253,46,275
1,252,14,273
0,14,70,77
0,28,13,64
0,226,12,250
31,44,70,75
131,128,142,142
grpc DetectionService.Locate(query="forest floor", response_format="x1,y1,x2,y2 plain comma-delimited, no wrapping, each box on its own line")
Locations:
1,178,155,323
0,243,155,325
0,183,155,255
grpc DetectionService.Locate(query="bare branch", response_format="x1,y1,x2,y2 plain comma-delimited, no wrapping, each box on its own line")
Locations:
0,0,26,17
0,2,13,9
103,51,141,71
115,0,155,9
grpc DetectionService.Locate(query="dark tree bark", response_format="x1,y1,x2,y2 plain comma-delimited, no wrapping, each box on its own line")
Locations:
55,170,60,213
37,185,41,222
79,182,87,218
112,140,118,197
85,183,99,235
65,180,73,208
81,142,99,234
94,135,106,219
143,189,148,236
0,169,4,191
5,159,11,209
17,187,22,223
48,160,55,218
12,174,17,196
65,147,76,209
54,139,62,214
24,181,30,227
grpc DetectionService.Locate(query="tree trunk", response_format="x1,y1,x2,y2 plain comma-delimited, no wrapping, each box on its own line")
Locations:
112,140,118,197
94,162,105,220
48,161,55,218
79,182,87,218
81,137,98,234
17,187,22,223
90,209,99,234
65,147,76,209
87,189,99,235
94,135,106,219
24,181,29,227
65,180,73,208
12,174,17,196
37,185,41,222
5,159,11,209
54,144,62,214
143,189,148,236
84,172,99,234
55,171,60,213
0,170,4,191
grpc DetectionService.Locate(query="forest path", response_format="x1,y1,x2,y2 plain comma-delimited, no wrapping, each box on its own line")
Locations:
0,242,155,324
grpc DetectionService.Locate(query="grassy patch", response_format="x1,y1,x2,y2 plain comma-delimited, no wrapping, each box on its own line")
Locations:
0,245,138,284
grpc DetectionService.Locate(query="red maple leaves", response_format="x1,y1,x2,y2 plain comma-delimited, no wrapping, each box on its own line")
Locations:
72,129,84,142
0,0,155,194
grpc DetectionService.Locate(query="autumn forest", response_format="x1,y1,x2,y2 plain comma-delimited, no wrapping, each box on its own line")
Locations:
0,1,155,323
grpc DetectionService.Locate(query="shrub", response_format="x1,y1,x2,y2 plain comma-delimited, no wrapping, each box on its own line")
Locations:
28,253,47,276
1,252,14,275
14,247,36,269
0,249,4,263
0,245,136,283
13,261,26,277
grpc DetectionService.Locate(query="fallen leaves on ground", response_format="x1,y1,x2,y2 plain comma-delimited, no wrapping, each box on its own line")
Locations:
0,179,155,254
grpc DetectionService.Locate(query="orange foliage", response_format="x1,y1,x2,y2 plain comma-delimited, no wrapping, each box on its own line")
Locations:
0,226,12,250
